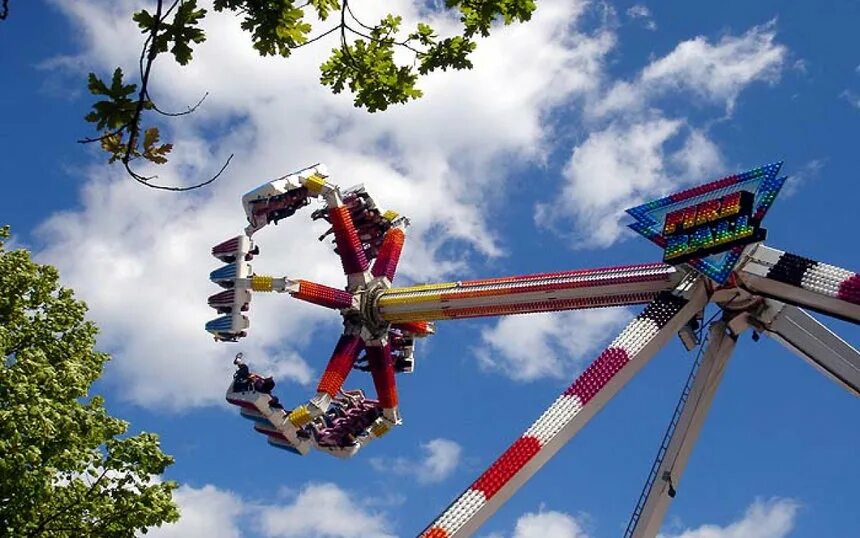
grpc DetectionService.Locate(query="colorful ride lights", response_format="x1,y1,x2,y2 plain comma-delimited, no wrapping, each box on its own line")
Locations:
627,163,786,283
208,164,437,459
662,191,749,235
206,235,257,341
662,190,766,264
227,358,399,458
241,164,329,235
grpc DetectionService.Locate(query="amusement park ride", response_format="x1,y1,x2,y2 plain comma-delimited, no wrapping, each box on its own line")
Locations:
205,162,859,537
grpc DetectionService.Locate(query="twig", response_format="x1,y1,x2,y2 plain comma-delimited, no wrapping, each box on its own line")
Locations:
339,1,361,71
345,23,422,54
343,0,422,54
77,124,131,144
146,91,209,117
291,24,341,50
0,0,9,21
123,153,234,192
344,0,374,32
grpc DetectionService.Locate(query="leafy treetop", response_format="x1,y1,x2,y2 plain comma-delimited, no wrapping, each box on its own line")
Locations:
0,226,179,537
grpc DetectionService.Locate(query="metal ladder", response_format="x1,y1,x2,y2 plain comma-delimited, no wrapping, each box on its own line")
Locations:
622,331,709,538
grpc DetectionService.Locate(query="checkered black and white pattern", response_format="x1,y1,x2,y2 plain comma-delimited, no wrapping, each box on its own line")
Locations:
738,245,859,323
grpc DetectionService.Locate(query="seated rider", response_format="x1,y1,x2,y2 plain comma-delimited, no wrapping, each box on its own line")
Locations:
231,353,275,394
252,374,275,394
232,353,251,392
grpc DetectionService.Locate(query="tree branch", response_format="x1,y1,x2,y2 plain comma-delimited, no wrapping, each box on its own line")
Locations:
343,0,422,55
123,0,164,161
27,467,110,538
0,0,8,21
81,0,231,191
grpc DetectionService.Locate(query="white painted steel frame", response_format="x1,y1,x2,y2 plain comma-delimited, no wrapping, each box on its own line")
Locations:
630,320,740,538
754,301,860,396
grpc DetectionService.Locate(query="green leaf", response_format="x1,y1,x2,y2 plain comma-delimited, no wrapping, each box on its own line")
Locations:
84,68,138,130
155,0,208,65
214,0,313,57
446,0,537,37
418,36,477,74
132,9,156,33
308,0,340,21
320,15,424,112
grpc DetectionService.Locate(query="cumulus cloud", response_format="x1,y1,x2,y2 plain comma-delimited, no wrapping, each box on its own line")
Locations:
482,509,590,538
146,482,394,538
489,498,798,538
840,90,860,109
476,308,630,381
371,438,463,484
147,484,245,538
258,483,393,538
594,22,787,118
536,118,723,247
511,510,591,538
659,498,800,538
40,0,615,410
538,20,785,248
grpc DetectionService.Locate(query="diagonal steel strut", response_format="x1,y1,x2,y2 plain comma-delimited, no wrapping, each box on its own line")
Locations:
626,318,741,538
753,301,860,397
419,279,708,537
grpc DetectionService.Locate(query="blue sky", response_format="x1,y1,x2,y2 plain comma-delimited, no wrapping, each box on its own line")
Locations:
2,1,859,537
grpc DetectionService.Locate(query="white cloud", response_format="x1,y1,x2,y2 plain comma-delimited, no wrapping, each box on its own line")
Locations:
535,118,723,247
639,22,785,112
38,2,790,411
371,438,463,484
538,21,785,249
258,483,393,538
840,89,860,109
512,510,590,538
595,22,786,118
146,484,244,538
476,309,630,381
782,158,825,196
659,498,800,538
626,5,657,31
487,509,590,538
40,0,615,410
146,482,394,538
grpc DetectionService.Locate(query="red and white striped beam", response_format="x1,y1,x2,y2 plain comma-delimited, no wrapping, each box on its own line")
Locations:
377,263,682,323
419,282,709,537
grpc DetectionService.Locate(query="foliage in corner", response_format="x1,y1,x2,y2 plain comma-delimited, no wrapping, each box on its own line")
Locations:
81,0,537,187
0,226,179,536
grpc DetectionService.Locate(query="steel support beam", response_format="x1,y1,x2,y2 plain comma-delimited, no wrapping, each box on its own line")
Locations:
420,279,708,537
754,301,860,397
630,319,740,538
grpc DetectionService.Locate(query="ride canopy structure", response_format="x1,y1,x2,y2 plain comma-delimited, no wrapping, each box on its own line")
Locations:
205,162,859,537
